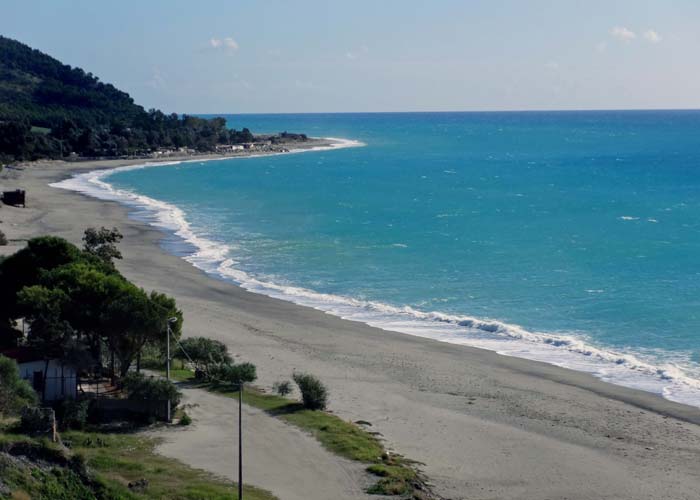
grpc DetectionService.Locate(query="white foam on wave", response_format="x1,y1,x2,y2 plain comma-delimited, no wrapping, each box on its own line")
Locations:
51,139,700,408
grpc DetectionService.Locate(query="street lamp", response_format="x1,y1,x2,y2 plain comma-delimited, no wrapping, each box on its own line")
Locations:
165,317,178,421
238,381,243,500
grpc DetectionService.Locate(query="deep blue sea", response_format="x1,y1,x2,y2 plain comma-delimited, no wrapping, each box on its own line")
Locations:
55,111,700,406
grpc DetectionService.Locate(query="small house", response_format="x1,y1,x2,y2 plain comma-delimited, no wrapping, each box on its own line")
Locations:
1,347,78,401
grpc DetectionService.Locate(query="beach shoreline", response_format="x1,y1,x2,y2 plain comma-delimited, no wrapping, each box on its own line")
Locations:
47,140,700,410
2,154,700,498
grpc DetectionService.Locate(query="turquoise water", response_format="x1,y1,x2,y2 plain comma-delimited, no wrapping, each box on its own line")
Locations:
55,111,700,406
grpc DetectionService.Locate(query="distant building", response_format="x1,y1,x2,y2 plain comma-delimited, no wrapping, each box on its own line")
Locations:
1,347,78,401
215,144,244,152
1,189,26,207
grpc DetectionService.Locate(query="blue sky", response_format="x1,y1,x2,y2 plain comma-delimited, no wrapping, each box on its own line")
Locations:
2,1,699,113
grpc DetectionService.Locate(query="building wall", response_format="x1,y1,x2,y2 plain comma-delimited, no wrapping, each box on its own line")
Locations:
19,359,77,401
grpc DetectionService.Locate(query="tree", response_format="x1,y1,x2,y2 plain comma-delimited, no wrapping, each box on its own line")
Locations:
102,288,182,377
213,362,257,386
0,236,102,328
293,373,328,410
83,227,123,265
0,229,7,246
0,354,37,417
174,337,231,376
273,380,292,397
1,233,183,384
17,285,73,401
123,372,181,409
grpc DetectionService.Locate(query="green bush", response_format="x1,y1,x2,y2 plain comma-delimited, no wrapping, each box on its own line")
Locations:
212,361,257,386
20,407,54,434
293,373,328,410
0,354,37,416
122,372,181,409
179,412,192,426
273,380,292,397
58,399,89,430
175,336,231,377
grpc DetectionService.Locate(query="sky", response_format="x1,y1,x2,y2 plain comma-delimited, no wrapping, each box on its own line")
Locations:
2,0,700,114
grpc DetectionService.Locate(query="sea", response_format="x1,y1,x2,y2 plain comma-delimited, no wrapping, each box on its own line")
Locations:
53,111,700,407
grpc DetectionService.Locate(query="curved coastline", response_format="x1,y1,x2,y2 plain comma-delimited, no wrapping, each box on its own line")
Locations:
50,138,700,409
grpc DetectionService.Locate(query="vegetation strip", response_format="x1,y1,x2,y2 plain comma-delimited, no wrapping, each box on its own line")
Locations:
0,424,276,500
161,364,438,498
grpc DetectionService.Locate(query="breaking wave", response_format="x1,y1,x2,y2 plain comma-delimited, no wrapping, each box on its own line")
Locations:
51,139,700,408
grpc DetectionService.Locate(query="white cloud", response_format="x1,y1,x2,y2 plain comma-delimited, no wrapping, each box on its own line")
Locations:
346,45,369,60
643,30,662,43
146,66,166,89
209,36,239,51
544,61,559,70
610,26,636,42
223,37,239,50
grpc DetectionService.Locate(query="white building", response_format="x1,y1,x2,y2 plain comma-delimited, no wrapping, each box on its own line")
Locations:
2,348,78,401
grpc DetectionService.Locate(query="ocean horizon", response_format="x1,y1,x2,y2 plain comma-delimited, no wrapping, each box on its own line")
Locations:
54,110,700,408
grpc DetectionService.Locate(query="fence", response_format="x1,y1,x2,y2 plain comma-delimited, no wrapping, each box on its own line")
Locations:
90,398,170,423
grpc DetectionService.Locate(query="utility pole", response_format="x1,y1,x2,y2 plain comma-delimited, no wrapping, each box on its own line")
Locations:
165,317,177,422
166,322,171,382
238,382,243,500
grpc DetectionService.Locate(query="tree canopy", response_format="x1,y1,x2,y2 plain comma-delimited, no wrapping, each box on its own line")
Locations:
0,36,257,162
0,232,182,382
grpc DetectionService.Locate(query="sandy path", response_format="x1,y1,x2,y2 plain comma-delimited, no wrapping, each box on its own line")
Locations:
150,385,374,500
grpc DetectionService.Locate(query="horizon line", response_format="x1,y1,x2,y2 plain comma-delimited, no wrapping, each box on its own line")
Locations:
190,107,700,116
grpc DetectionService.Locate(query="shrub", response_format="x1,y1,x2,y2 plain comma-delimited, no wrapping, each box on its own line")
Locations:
58,399,89,430
179,412,192,426
0,229,7,246
123,372,181,409
212,362,257,386
20,407,54,434
293,373,328,410
175,337,231,377
273,380,292,397
0,354,37,416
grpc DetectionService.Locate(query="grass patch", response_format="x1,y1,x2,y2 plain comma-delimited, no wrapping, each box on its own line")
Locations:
64,430,277,500
167,368,195,383
190,380,383,462
282,409,383,462
0,428,276,500
30,125,51,135
150,365,431,497
366,463,418,496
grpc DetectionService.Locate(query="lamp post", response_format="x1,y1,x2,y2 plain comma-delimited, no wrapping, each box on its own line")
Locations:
165,316,178,422
238,381,243,500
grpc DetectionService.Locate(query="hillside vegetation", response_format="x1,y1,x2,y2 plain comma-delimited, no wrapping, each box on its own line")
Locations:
0,36,254,162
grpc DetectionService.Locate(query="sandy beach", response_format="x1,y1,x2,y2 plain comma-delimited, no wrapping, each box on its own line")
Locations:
2,156,700,500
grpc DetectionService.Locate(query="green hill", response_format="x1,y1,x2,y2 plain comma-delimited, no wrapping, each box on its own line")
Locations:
0,36,253,162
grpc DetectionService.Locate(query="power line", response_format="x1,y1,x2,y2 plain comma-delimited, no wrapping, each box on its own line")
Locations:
168,332,244,499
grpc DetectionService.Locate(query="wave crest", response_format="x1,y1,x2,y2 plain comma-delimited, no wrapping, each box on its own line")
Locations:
51,140,700,408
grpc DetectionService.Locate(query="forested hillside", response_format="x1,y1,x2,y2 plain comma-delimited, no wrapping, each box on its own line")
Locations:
0,36,253,161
